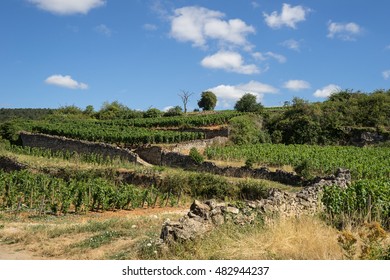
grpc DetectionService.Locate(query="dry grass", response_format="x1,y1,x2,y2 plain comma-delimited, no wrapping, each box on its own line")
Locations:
225,216,343,260
161,215,344,260
0,208,187,260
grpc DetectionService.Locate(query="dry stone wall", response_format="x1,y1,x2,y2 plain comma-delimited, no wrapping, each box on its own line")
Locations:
20,132,139,164
0,156,27,172
161,168,351,243
134,141,303,186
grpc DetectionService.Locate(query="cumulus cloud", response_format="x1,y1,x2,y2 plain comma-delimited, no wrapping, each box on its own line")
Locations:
28,0,105,15
95,24,112,36
327,21,362,41
207,80,278,107
283,80,311,91
201,51,259,74
383,70,390,80
264,3,309,29
45,74,88,90
313,84,341,98
281,39,301,51
170,6,255,48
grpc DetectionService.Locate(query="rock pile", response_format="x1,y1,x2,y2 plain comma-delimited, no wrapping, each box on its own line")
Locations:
160,168,351,243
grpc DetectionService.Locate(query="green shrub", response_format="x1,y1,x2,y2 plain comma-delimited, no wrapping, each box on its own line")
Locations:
322,180,390,229
189,148,204,164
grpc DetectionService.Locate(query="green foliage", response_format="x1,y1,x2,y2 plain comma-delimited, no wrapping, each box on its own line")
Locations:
234,93,264,113
0,121,22,143
322,180,390,229
96,101,139,120
163,106,183,117
238,180,268,200
0,170,173,214
245,157,255,169
198,91,217,111
143,108,162,118
205,143,390,180
266,90,390,145
189,147,204,164
229,115,269,145
0,108,53,122
294,159,315,179
31,119,205,145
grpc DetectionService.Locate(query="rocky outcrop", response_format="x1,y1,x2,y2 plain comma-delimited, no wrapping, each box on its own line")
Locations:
160,168,351,243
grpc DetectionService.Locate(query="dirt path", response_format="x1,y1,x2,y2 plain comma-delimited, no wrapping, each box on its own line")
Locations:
0,206,189,260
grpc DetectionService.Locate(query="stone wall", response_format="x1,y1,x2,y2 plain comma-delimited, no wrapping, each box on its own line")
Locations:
161,169,351,243
134,140,303,186
135,146,163,165
169,137,229,154
20,132,139,164
0,156,27,172
160,127,229,139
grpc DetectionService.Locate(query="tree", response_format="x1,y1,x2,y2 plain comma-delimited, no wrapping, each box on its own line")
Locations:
198,91,217,111
234,93,264,113
144,107,162,118
229,115,270,145
97,101,129,120
178,90,194,114
163,106,183,117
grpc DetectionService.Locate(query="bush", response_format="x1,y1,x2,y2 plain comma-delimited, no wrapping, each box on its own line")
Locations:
229,115,269,145
144,108,162,118
163,106,183,117
189,148,204,164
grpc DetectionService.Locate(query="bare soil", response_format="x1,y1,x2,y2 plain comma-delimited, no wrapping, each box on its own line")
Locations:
0,206,188,260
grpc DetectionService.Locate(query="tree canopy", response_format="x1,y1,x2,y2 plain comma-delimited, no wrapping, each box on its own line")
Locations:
198,91,217,111
234,93,264,113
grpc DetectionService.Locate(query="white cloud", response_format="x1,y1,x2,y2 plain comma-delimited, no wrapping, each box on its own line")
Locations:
283,80,311,91
163,106,174,112
252,51,286,63
170,6,255,48
28,0,105,15
251,2,260,9
383,70,390,80
143,23,158,31
327,21,362,41
95,24,112,37
201,51,259,74
207,80,278,107
264,3,309,29
45,74,88,90
313,84,341,98
281,39,301,51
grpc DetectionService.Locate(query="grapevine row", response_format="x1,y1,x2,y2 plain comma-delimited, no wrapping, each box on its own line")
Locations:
31,120,204,145
205,143,390,180
0,170,178,214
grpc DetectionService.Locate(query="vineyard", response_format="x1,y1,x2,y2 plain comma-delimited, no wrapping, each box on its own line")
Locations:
0,170,178,214
30,120,205,145
8,111,242,145
100,110,240,128
205,143,390,180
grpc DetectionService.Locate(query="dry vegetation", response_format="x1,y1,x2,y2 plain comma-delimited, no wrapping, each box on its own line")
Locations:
5,212,386,260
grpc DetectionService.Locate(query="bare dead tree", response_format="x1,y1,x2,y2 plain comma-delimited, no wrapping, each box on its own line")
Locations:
178,90,194,114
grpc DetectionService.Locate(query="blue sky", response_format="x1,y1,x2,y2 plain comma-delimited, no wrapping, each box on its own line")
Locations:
1,0,390,111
